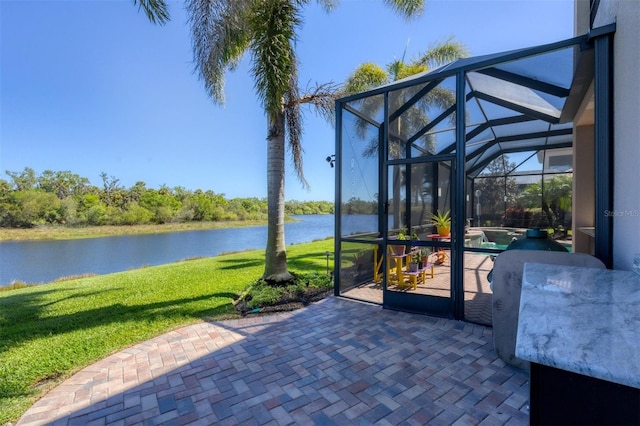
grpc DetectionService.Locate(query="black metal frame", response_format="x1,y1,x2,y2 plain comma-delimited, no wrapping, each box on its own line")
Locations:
593,30,614,268
334,27,616,320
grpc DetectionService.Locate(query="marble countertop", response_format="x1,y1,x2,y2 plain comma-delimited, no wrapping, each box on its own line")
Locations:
516,262,640,389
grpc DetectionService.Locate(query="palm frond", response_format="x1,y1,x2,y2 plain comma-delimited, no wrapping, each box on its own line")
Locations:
133,0,170,25
393,62,427,80
415,36,469,69
289,0,338,12
186,0,252,103
284,64,308,189
250,0,302,116
316,0,339,12
344,62,389,95
287,81,340,123
382,0,424,20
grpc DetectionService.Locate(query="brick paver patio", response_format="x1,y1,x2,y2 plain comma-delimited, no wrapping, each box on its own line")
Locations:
18,297,529,425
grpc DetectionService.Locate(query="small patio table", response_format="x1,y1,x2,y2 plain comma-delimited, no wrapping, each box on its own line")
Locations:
427,233,450,251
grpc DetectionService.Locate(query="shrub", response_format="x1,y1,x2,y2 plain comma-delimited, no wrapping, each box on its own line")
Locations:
242,272,332,309
117,203,153,225
503,206,531,228
83,204,107,225
529,208,552,228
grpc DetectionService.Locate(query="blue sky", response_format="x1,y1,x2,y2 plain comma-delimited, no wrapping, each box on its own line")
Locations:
1,0,574,202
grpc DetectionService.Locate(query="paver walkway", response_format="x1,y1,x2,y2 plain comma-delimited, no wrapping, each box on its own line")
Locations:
18,297,529,425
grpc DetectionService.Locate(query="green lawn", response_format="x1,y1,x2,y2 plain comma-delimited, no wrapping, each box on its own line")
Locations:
0,238,334,424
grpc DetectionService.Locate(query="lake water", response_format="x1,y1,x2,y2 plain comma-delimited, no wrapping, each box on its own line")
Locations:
0,215,376,286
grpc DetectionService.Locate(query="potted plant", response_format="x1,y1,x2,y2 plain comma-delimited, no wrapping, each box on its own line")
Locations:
390,230,407,256
409,249,421,272
430,210,451,237
419,248,431,265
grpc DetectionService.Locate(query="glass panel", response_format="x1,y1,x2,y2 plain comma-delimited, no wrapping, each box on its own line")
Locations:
437,162,452,215
534,90,566,110
466,127,494,146
388,82,429,118
341,214,380,239
462,251,493,326
411,128,456,157
474,145,501,171
545,134,573,148
465,90,489,126
387,161,451,298
468,72,561,120
550,122,573,131
338,241,382,304
465,124,479,138
468,150,519,310
495,171,574,233
387,164,407,234
408,162,435,235
388,77,456,160
543,173,573,231
493,120,549,138
345,94,385,126
510,175,543,228
473,154,519,227
492,47,575,89
499,137,547,151
392,161,452,233
340,109,380,239
510,151,541,174
475,99,517,120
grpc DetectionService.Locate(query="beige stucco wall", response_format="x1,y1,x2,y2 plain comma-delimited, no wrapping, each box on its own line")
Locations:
576,0,640,270
573,124,595,255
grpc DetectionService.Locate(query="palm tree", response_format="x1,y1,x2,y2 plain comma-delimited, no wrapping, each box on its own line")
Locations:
136,0,425,282
185,0,426,282
343,38,469,228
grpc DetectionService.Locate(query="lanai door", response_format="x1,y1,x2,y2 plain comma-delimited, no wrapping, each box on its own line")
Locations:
383,157,455,317
380,73,458,317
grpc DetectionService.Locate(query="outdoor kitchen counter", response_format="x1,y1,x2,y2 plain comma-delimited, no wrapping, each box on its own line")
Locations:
516,262,640,424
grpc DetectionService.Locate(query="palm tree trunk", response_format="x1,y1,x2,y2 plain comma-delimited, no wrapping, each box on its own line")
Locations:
264,110,293,282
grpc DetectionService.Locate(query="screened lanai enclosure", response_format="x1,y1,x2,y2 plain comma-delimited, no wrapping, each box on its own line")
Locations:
334,29,614,324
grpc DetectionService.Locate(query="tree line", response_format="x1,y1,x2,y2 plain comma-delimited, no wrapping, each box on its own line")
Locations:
0,168,333,228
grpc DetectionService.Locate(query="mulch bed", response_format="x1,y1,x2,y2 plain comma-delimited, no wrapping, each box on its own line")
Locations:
234,287,332,316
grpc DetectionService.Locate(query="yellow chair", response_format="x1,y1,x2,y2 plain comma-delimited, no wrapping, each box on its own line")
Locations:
374,245,434,290
373,244,384,282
